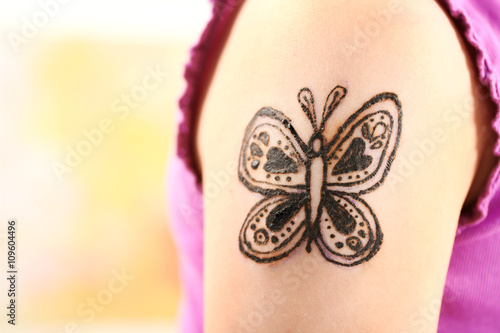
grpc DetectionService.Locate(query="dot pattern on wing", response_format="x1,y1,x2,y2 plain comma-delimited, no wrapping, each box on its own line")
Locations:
240,195,307,262
315,192,381,266
243,124,306,188
327,111,393,186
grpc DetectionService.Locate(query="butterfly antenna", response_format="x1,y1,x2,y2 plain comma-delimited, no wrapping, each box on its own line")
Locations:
320,86,347,130
298,88,318,132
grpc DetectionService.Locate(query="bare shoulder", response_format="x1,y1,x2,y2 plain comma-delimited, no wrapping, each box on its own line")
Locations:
197,1,494,332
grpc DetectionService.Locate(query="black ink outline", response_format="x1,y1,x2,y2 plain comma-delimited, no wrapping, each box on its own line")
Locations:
321,86,347,131
325,93,402,195
314,193,383,266
238,108,308,195
326,111,393,188
238,87,402,266
239,195,308,263
298,88,317,132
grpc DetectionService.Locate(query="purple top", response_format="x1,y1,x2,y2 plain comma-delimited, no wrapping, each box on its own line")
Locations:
168,0,500,332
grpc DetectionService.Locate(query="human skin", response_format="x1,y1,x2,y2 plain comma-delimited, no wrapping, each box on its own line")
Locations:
196,0,496,332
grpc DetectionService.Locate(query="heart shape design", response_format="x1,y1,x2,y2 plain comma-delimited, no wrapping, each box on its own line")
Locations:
264,147,298,173
332,138,373,175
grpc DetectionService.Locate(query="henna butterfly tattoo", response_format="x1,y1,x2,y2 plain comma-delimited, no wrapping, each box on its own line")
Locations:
238,87,402,266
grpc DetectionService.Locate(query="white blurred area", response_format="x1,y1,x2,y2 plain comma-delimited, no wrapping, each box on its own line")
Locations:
0,0,211,43
0,1,211,333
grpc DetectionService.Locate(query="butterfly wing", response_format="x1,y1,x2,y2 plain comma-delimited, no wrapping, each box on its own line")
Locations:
325,93,402,194
239,107,308,195
240,193,308,263
314,192,382,266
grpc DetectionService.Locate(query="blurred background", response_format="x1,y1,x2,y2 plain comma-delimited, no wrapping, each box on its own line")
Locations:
0,1,211,332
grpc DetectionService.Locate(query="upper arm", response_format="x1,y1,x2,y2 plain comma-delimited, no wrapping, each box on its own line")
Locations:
197,1,494,332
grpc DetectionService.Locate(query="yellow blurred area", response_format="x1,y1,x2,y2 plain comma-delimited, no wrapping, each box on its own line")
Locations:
0,1,211,332
5,39,184,330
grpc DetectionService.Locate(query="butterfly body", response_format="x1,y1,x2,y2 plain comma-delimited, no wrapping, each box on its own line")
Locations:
238,87,402,266
303,132,325,253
